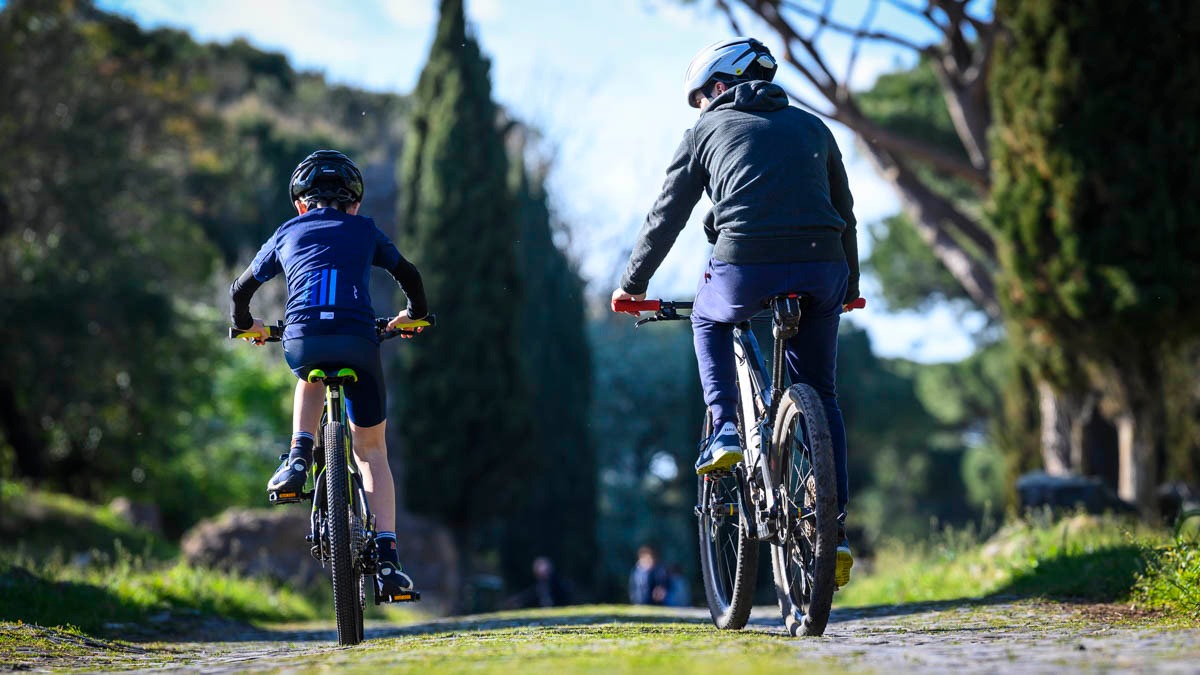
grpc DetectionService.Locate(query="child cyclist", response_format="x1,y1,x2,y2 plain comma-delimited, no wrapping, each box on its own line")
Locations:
611,38,860,587
230,150,428,598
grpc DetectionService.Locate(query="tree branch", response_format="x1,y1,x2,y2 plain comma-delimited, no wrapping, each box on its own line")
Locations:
755,0,841,95
833,106,988,189
870,148,1001,319
727,0,1000,316
713,0,745,35
745,0,989,187
842,0,881,100
779,0,931,54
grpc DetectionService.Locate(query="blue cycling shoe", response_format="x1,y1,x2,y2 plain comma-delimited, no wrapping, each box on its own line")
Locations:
695,421,744,475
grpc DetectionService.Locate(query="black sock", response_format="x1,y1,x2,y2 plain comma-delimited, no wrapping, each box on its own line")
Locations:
376,532,399,566
289,432,314,464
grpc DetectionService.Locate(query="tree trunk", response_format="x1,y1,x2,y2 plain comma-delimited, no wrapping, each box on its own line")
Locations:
1068,393,1099,476
1110,357,1165,518
1035,379,1114,480
1115,404,1161,518
1037,379,1072,475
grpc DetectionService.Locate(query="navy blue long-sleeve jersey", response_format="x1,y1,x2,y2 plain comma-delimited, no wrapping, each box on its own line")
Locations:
230,208,427,342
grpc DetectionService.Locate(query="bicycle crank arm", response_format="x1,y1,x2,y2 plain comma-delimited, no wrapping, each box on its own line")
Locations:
694,502,739,518
734,467,759,541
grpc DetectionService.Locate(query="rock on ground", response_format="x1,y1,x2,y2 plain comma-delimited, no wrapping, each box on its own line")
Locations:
180,506,458,611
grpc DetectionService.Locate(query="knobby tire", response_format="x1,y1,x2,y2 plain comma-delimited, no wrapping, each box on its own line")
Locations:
697,412,758,630
769,384,838,637
325,421,363,646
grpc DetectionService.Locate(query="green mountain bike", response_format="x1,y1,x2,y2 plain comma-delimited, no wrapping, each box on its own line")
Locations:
230,316,432,646
616,296,864,637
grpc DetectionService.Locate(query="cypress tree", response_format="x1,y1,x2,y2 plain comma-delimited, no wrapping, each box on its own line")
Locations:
397,0,533,545
990,0,1200,512
501,149,596,595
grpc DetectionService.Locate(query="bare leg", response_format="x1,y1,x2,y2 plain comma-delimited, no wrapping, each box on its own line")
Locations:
293,380,324,438
349,419,395,533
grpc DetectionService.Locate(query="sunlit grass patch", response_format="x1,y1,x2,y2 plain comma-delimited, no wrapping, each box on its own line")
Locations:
0,545,320,634
0,480,174,560
838,512,1172,609
1134,510,1200,620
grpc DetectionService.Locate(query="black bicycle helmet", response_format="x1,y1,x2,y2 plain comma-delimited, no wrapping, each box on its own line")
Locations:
289,150,365,204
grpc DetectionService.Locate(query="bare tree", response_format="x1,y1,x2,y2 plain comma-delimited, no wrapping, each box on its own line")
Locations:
715,0,998,315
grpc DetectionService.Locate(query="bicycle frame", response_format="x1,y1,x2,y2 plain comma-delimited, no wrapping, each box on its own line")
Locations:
732,321,791,544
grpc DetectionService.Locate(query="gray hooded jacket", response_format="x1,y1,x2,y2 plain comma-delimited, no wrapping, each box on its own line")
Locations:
620,81,859,301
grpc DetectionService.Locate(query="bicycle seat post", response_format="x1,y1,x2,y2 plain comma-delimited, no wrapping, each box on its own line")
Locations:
768,294,805,404
771,294,803,341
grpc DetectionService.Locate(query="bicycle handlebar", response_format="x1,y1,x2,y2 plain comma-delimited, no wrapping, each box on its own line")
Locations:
229,322,284,342
612,299,695,314
228,315,436,343
614,297,866,328
375,314,436,340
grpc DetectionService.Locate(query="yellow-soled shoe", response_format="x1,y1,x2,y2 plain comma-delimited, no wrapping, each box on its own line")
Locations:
835,538,854,588
695,421,744,475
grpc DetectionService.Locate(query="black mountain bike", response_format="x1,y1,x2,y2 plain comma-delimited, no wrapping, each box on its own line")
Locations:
616,296,864,637
230,316,433,646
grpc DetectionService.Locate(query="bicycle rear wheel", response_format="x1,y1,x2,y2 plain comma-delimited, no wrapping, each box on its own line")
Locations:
697,412,758,630
769,384,837,637
325,420,364,646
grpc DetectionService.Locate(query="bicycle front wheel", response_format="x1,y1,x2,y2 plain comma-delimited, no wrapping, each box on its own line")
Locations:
325,421,364,646
769,384,838,637
696,412,758,630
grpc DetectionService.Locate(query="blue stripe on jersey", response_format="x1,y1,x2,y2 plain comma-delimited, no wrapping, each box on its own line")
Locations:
329,269,337,305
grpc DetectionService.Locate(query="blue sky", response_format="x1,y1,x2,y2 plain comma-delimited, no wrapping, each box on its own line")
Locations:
94,0,984,362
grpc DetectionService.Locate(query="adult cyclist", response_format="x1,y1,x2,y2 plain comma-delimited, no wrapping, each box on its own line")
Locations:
610,38,860,587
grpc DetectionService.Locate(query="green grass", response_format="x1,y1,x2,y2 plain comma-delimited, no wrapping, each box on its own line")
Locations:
0,480,319,634
838,512,1198,619
288,607,846,674
0,480,174,560
0,548,322,635
1134,511,1200,618
0,481,429,636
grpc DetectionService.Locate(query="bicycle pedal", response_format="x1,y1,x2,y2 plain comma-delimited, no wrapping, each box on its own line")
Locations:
375,589,421,605
267,489,311,505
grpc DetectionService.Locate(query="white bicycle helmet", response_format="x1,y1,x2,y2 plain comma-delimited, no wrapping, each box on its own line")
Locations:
683,37,778,108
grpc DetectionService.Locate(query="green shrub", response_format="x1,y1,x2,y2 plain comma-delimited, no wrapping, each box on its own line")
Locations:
1135,512,1200,618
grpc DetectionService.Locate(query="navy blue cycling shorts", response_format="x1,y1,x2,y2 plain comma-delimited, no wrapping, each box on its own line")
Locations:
283,334,386,428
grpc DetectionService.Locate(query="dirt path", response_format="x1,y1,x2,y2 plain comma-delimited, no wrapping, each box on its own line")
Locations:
6,601,1197,672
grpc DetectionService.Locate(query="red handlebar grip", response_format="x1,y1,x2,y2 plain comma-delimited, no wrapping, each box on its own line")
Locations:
613,299,662,313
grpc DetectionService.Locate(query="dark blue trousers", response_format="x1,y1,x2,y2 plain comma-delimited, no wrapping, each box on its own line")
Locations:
691,258,850,514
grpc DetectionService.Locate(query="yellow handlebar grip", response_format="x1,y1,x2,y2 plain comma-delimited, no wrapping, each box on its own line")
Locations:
394,319,431,330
